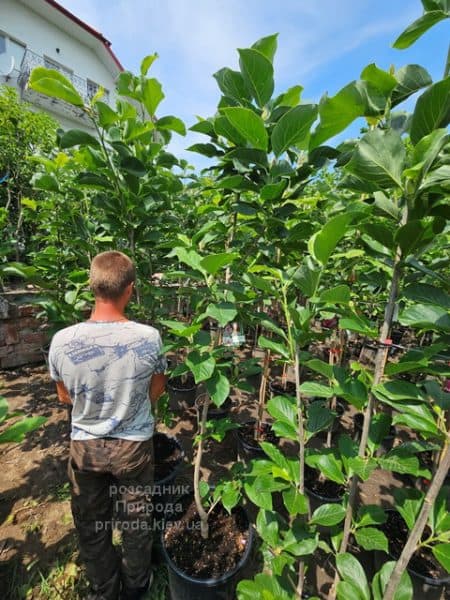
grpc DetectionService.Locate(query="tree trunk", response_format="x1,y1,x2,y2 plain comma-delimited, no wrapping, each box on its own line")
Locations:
383,434,450,600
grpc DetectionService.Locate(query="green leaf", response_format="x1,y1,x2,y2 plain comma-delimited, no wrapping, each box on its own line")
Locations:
205,371,230,407
0,416,47,444
141,78,164,116
283,488,309,516
267,395,297,427
336,581,364,600
274,85,303,108
244,474,285,510
200,252,239,275
372,560,414,600
0,397,9,423
320,285,351,305
355,527,389,552
310,80,387,149
95,101,118,127
336,553,370,600
305,454,346,485
221,107,268,150
157,115,186,135
271,104,318,156
339,314,377,337
205,302,237,327
293,258,321,297
403,283,450,309
393,10,449,49
346,129,405,190
393,488,424,531
213,68,250,101
306,400,335,435
28,67,84,106
299,383,334,398
258,335,290,360
260,181,287,201
410,77,450,145
362,223,394,249
187,143,223,158
308,213,355,265
391,64,433,107
251,34,278,63
432,543,450,572
214,116,247,146
238,48,274,107
368,413,392,452
256,509,279,546
140,53,158,76
32,173,60,192
361,63,397,95
120,156,146,177
59,129,99,149
399,303,450,332
356,505,387,528
310,503,346,526
185,350,216,384
167,247,204,273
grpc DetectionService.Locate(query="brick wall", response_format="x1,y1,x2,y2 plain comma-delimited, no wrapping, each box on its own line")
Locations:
0,292,49,369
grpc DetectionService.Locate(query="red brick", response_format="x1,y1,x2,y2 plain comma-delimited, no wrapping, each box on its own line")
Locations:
20,330,47,345
1,352,44,369
4,324,19,345
18,304,39,317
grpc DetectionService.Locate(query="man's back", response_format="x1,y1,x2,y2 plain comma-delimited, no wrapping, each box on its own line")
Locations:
49,320,165,441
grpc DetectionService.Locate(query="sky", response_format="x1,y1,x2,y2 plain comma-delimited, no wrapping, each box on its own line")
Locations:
58,0,449,169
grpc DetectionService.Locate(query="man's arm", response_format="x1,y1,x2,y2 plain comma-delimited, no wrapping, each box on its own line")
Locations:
55,381,72,405
149,373,166,406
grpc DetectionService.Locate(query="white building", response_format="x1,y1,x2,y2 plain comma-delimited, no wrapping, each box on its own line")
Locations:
0,0,123,130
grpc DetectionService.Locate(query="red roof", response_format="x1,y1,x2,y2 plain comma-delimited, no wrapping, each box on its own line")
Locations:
43,0,124,71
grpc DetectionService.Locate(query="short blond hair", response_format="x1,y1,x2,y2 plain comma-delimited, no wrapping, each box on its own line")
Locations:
89,251,135,300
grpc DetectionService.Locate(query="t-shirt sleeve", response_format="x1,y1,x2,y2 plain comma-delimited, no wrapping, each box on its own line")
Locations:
48,338,63,382
153,332,167,374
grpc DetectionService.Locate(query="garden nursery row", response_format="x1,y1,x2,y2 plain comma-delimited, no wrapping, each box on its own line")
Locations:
0,1,449,599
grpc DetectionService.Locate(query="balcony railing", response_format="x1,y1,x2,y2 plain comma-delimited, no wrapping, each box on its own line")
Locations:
18,49,109,123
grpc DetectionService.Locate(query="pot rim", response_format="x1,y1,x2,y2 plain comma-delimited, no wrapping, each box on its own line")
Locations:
382,509,450,586
153,432,185,486
161,500,255,586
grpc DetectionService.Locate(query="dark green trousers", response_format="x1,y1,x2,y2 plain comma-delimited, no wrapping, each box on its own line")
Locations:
68,437,154,600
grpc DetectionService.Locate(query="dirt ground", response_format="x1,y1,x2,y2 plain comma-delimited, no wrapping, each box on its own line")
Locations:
0,363,445,599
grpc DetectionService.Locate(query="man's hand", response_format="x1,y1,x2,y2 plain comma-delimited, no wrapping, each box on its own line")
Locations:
149,373,166,405
56,381,72,405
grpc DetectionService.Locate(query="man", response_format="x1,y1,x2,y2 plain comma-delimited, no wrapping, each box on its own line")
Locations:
49,251,166,600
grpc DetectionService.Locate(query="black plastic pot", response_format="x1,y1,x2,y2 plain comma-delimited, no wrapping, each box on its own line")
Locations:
234,421,279,462
161,501,255,600
153,432,186,517
304,465,345,515
167,376,197,411
375,511,450,600
195,396,233,420
269,379,296,397
152,432,187,564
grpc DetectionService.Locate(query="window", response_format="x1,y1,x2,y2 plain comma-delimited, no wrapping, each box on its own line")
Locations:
44,56,72,79
0,32,25,72
87,79,109,102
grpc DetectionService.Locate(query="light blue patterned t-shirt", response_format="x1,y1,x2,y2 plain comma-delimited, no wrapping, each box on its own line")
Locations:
48,321,166,441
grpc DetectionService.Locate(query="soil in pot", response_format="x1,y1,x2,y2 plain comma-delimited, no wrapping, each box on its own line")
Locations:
235,421,279,462
269,378,296,397
379,511,450,593
167,374,196,410
163,498,251,579
304,465,345,501
196,395,233,420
